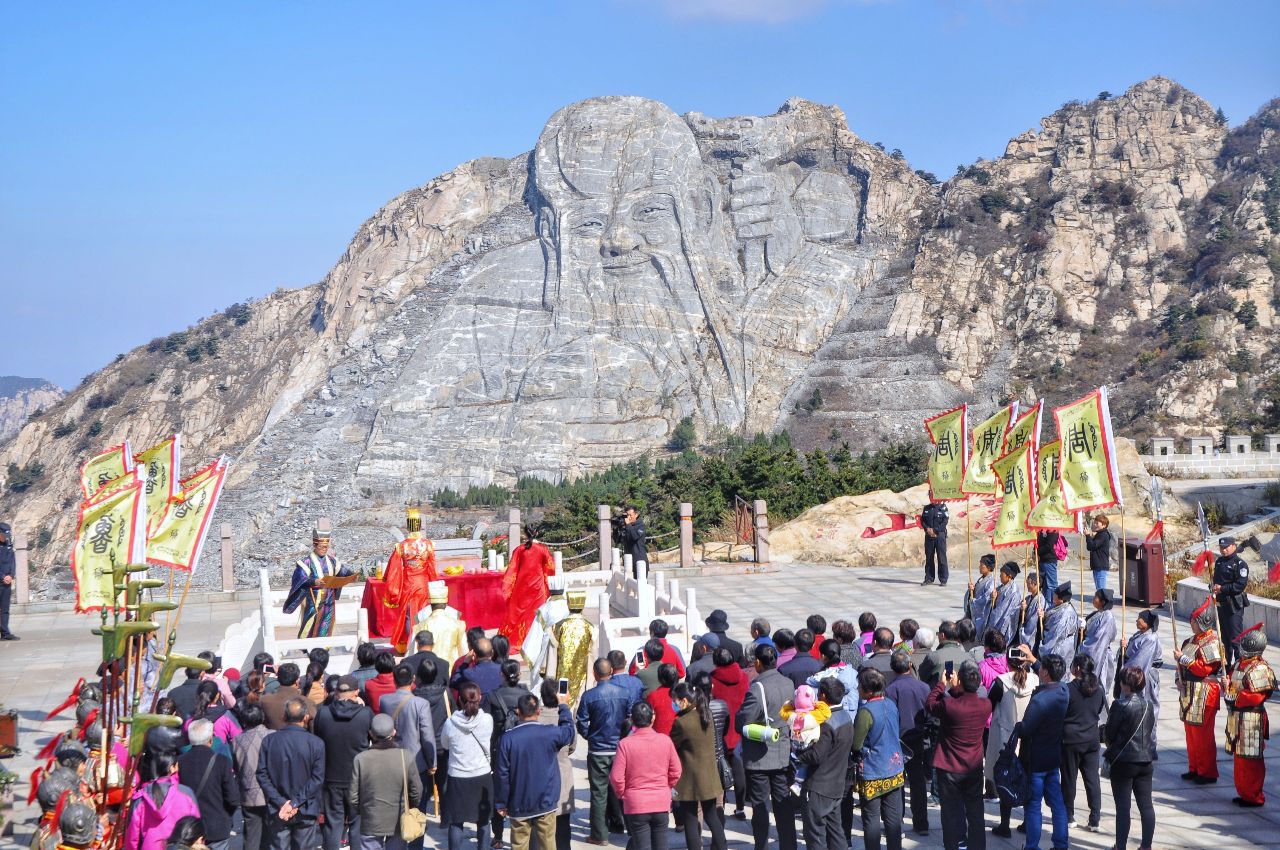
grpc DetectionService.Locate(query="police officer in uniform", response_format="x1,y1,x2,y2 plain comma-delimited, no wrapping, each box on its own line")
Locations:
1211,536,1249,666
921,500,949,586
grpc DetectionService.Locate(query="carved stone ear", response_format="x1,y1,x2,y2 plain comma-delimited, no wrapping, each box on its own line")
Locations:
536,206,557,242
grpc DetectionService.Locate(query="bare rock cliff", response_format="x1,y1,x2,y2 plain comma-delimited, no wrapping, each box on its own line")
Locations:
2,78,1277,590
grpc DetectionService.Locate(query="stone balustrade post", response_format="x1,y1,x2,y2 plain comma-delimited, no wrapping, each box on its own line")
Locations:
221,523,235,593
508,508,521,550
679,502,693,569
598,505,612,571
753,499,770,565
14,529,29,604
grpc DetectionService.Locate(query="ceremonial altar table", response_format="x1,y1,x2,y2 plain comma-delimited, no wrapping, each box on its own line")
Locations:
361,572,506,638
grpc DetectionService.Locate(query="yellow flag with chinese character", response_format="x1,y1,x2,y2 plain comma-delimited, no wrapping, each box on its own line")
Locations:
991,443,1037,548
1027,440,1079,531
1053,387,1123,512
961,403,1017,495
80,441,134,499
1003,400,1043,455
71,471,146,612
135,435,182,535
147,458,228,571
924,405,968,501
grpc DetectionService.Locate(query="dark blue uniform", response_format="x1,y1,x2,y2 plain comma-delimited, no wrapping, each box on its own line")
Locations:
921,503,949,585
1212,552,1249,665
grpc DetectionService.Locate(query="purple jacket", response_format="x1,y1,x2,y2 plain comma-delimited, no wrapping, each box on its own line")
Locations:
124,775,201,850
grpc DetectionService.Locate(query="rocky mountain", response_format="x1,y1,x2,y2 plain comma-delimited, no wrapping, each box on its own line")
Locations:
2,77,1276,592
0,377,63,444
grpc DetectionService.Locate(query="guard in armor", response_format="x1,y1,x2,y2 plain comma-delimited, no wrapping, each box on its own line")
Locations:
551,590,595,704
31,768,77,850
525,574,570,692
383,505,438,654
921,500,949,586
283,524,352,639
1211,536,1249,665
1178,597,1223,784
416,580,467,669
1225,623,1275,807
57,801,101,850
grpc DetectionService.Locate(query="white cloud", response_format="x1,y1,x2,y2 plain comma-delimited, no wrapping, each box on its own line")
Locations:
653,0,836,25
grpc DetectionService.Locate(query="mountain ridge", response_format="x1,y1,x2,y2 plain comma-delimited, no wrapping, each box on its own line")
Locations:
2,76,1277,591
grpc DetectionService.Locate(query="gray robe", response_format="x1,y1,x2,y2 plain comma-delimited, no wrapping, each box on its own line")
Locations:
990,580,1022,647
1041,603,1081,668
1123,628,1163,750
1020,593,1046,650
970,573,996,639
1081,609,1118,696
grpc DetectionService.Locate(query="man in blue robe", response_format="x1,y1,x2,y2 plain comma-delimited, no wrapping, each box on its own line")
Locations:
284,525,353,639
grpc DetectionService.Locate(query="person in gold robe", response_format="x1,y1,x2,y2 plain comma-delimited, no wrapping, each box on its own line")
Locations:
383,506,438,654
415,580,467,670
551,590,595,705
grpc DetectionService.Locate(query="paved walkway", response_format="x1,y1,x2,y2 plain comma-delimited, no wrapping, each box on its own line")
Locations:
1,564,1275,849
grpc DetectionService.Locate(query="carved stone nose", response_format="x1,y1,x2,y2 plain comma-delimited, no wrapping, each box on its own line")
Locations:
601,225,640,258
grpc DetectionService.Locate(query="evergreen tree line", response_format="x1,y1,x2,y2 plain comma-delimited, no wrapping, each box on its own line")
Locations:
432,433,926,561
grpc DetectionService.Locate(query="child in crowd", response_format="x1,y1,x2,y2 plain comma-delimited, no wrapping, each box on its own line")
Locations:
780,684,831,796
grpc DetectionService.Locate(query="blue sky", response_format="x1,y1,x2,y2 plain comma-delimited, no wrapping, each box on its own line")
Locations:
2,1,1277,389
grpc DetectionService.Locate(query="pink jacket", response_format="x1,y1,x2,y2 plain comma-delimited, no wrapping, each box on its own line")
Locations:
979,654,1009,728
124,775,201,850
609,727,681,815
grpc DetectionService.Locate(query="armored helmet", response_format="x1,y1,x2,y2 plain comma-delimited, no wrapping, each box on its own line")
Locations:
59,801,99,846
75,699,100,727
1190,596,1214,632
1238,623,1267,658
78,683,103,704
36,767,76,812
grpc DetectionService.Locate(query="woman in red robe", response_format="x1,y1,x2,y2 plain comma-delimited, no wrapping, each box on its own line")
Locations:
499,530,556,655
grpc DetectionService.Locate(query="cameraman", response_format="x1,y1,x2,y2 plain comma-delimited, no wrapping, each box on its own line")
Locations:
616,506,647,578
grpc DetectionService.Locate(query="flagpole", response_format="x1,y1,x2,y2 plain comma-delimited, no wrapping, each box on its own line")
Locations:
966,496,973,589
1120,506,1128,639
1078,514,1086,620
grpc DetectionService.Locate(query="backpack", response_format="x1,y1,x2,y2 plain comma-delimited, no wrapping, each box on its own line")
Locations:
1053,534,1069,562
993,727,1029,806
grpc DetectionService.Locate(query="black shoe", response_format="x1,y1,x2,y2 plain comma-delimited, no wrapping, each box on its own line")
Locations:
1233,796,1264,807
732,809,746,821
991,825,1011,838
921,579,935,586
939,581,948,586
0,634,18,641
1181,771,1199,781
1016,822,1026,833
1194,775,1217,785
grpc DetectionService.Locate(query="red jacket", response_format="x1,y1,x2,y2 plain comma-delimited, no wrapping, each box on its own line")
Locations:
810,633,827,659
710,664,748,749
630,640,686,677
647,686,676,735
363,673,396,714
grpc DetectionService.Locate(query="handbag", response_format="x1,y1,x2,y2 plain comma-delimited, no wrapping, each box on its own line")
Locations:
1102,700,1147,779
399,750,428,842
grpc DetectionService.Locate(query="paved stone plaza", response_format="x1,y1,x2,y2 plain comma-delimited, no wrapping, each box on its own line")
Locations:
1,564,1276,849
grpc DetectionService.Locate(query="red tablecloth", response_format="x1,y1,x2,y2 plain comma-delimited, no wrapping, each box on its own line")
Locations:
360,572,506,638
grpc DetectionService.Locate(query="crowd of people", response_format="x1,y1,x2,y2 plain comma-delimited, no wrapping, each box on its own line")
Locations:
26,544,1277,850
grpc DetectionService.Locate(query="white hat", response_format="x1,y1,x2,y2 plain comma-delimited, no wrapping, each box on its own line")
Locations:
427,580,449,604
547,574,566,592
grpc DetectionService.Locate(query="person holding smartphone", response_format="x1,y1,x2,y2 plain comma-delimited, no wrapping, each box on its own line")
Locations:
985,645,1036,837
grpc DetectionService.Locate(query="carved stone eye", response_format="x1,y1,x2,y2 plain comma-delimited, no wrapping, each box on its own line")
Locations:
572,218,605,236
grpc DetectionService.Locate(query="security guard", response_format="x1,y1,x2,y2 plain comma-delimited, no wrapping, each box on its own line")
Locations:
921,500,950,586
1211,536,1249,665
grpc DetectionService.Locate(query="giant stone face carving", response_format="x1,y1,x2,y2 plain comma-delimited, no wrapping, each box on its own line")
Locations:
357,96,885,493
